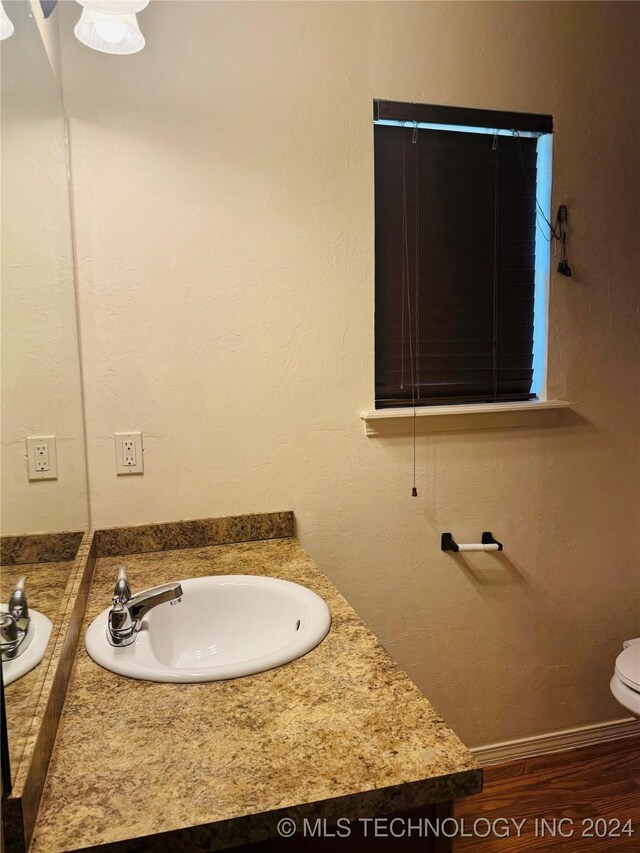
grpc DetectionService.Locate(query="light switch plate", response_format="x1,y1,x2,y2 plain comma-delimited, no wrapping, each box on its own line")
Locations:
115,431,144,475
26,436,58,481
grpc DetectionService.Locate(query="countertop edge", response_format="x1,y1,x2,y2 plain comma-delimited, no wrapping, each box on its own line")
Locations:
64,770,483,853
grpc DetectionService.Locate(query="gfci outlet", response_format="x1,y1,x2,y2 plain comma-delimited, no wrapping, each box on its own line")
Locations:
26,436,58,481
115,432,144,475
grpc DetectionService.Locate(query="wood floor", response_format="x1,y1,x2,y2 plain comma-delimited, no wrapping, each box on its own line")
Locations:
454,735,640,852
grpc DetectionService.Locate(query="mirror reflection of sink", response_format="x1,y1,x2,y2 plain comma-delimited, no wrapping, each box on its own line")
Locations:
85,575,331,683
1,605,53,686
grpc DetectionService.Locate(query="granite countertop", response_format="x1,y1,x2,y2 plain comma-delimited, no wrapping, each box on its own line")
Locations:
31,537,481,853
2,560,74,771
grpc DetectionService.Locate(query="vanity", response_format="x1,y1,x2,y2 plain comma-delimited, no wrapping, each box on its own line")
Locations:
3,512,481,853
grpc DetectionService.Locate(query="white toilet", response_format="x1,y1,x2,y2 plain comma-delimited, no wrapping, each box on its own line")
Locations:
610,639,640,718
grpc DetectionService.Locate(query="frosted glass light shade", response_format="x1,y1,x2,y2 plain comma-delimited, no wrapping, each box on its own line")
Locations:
74,7,145,54
78,0,149,14
0,1,15,40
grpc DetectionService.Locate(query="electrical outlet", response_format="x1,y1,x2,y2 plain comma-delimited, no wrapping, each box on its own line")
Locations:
35,443,49,471
115,432,144,475
26,436,58,481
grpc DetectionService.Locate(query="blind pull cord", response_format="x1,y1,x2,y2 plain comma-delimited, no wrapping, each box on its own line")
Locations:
412,124,420,496
402,129,419,497
492,137,500,401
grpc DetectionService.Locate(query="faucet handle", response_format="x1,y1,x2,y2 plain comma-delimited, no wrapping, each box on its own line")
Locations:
8,576,29,621
113,565,132,605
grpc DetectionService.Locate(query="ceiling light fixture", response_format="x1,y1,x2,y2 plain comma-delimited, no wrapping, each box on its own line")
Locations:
74,0,149,55
0,1,14,40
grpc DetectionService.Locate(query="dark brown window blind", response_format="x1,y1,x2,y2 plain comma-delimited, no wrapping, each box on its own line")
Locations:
374,101,552,408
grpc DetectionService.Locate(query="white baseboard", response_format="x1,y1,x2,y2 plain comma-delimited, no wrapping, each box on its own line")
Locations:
472,717,640,766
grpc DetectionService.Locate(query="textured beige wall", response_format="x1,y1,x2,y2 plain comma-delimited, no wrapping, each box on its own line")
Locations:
1,3,88,535
60,1,639,746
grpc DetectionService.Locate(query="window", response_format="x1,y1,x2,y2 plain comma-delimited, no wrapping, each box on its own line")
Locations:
374,100,553,409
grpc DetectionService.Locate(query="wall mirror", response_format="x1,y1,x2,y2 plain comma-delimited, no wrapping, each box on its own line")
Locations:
1,0,89,790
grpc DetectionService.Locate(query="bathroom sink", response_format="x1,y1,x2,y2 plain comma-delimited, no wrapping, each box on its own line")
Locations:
85,575,331,683
1,605,53,686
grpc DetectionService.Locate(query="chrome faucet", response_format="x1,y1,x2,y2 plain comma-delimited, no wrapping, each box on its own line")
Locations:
107,566,183,647
1,577,32,661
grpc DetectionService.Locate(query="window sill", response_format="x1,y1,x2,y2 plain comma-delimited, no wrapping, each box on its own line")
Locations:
361,399,572,436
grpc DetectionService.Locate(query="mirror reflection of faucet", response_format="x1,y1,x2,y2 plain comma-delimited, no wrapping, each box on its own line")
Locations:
1,577,31,660
1,577,53,686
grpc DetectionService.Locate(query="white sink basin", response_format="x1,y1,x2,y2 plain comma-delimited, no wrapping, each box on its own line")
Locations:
1,605,53,686
85,575,331,683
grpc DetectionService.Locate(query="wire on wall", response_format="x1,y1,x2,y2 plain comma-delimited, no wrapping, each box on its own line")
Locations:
555,205,571,276
512,131,572,277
